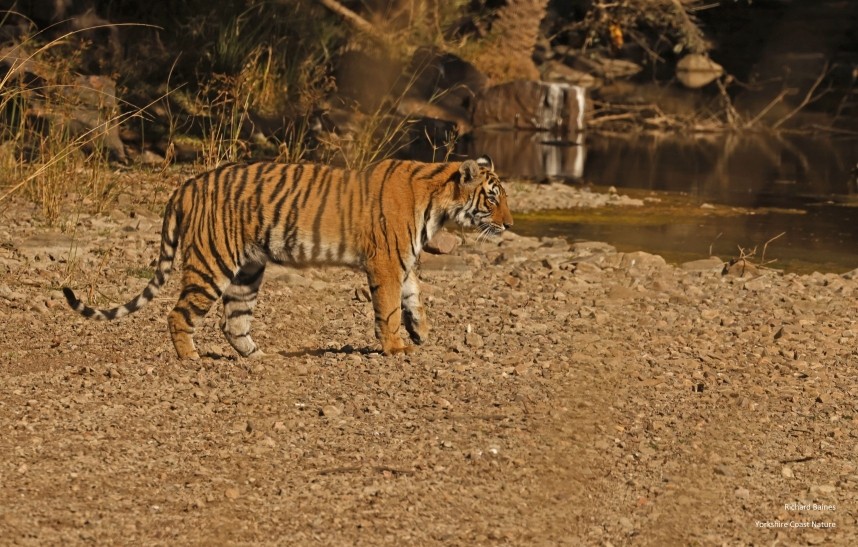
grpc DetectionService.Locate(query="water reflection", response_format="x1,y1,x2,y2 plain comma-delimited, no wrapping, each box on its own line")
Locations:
462,129,585,179
470,130,857,204
512,201,858,274
584,132,858,206
468,130,858,273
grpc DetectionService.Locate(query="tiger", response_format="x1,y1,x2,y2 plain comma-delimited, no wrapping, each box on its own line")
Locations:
63,156,512,360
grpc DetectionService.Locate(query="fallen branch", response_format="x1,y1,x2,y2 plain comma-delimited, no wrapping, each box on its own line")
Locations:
746,89,791,127
760,231,785,265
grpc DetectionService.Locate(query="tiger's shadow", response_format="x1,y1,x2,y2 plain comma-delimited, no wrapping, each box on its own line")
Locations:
278,345,380,358
199,345,379,361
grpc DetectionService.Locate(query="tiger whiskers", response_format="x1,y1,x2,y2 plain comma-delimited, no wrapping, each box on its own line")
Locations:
474,224,501,246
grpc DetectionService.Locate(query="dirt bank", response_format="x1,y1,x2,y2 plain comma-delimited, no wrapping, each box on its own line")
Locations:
0,180,855,545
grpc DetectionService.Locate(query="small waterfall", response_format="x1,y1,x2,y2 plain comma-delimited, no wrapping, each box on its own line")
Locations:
574,86,586,133
536,82,587,136
537,82,570,131
467,80,588,179
537,83,586,178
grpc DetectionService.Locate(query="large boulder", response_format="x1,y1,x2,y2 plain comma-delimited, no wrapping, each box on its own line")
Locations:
403,47,487,130
333,47,486,134
61,75,127,162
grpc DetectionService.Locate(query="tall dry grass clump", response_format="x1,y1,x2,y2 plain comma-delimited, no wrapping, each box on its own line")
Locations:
0,20,139,224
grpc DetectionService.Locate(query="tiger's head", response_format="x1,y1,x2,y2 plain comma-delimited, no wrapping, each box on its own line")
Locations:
451,155,513,237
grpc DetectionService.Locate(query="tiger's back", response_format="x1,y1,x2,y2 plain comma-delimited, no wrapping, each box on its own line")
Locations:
63,157,512,359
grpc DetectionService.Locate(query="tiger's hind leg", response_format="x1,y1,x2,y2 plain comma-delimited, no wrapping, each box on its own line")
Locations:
219,261,266,358
168,263,234,360
401,269,428,345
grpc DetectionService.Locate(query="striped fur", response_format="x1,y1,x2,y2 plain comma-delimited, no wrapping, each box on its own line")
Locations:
63,156,512,360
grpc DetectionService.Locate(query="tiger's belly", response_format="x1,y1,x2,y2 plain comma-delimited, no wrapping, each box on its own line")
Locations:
265,229,362,267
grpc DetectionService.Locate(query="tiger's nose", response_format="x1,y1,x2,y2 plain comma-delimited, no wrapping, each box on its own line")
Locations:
503,220,513,230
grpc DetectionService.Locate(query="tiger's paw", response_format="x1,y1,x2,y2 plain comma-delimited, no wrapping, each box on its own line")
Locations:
383,344,416,356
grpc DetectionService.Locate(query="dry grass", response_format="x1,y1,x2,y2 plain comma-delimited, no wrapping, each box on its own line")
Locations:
0,20,159,225
1,2,470,224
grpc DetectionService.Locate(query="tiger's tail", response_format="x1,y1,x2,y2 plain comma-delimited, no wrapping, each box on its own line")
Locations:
63,190,183,321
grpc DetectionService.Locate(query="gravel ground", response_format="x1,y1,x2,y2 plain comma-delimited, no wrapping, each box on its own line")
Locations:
0,179,856,546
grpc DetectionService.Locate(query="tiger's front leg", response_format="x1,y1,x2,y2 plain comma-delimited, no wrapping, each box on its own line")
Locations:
401,269,428,345
366,266,413,355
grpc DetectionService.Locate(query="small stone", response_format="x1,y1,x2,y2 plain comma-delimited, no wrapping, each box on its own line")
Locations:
810,484,836,495
680,257,723,271
805,532,827,545
593,438,611,451
619,251,666,271
424,230,460,255
606,286,638,300
722,258,760,278
781,466,794,478
309,280,328,291
224,487,240,500
714,465,732,476
30,301,50,314
320,404,342,418
354,287,371,302
465,331,484,348
504,275,520,288
734,487,750,499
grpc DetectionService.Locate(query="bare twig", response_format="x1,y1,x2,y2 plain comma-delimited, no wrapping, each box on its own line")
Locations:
772,63,831,129
745,89,791,127
588,112,639,126
760,231,785,265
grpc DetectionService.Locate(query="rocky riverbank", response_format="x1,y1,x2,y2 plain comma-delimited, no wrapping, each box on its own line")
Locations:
0,181,856,545
505,181,645,212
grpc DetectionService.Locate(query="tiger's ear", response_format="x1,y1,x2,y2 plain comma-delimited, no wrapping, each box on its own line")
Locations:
475,155,494,172
458,159,481,186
